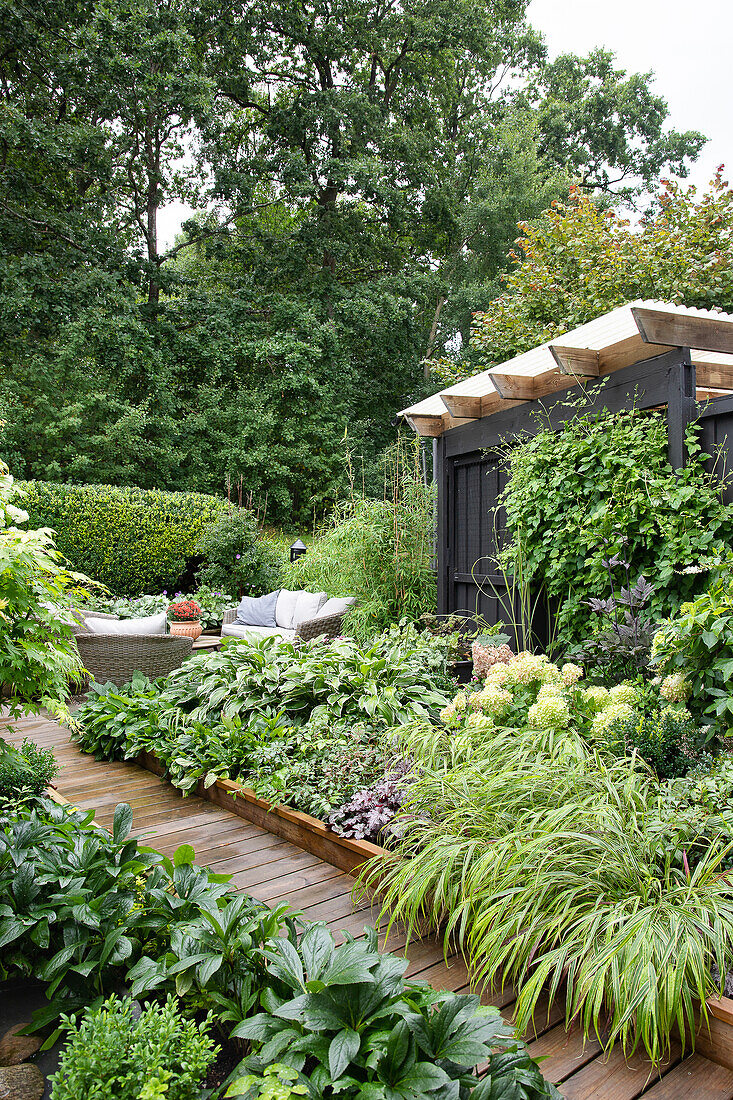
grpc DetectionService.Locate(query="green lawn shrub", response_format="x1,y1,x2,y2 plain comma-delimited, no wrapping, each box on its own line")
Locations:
21,481,228,595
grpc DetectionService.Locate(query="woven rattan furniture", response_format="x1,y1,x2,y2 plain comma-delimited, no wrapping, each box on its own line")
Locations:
222,607,348,643
74,632,193,685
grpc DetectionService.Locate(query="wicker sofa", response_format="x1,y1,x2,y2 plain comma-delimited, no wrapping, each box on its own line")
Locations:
70,609,193,685
221,592,355,644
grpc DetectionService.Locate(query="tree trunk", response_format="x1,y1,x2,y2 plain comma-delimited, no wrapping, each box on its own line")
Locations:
424,294,446,377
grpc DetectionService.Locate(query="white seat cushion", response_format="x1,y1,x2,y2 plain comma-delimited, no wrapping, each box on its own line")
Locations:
275,590,327,629
84,611,167,635
221,623,295,642
318,596,356,617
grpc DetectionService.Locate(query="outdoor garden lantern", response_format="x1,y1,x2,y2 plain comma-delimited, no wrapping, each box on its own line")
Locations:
290,538,307,563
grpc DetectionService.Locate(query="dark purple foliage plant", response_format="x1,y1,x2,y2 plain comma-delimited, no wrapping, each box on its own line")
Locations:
328,764,412,844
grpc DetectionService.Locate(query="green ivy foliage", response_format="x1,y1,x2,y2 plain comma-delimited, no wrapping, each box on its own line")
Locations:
499,410,733,646
21,481,228,595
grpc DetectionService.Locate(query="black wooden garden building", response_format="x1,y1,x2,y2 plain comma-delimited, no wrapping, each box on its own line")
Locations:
400,301,733,637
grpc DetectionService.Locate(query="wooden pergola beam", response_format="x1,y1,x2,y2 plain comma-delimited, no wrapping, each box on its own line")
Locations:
404,414,447,437
490,369,599,402
441,394,482,419
549,345,600,376
633,306,733,355
695,364,733,390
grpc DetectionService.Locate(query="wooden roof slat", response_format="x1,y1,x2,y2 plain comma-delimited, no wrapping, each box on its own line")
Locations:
632,306,733,356
399,301,733,436
549,345,601,377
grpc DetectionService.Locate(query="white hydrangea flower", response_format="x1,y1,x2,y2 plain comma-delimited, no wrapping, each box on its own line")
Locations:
583,685,611,711
561,662,584,686
465,712,493,733
660,672,691,703
609,682,637,706
591,702,634,736
505,652,561,687
477,686,514,715
527,693,571,730
485,663,510,687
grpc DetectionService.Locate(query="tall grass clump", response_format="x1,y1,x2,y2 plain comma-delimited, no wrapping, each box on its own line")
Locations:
364,728,733,1065
281,439,435,640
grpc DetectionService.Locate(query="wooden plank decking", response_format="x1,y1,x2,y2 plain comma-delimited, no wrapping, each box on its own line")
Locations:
5,711,732,1099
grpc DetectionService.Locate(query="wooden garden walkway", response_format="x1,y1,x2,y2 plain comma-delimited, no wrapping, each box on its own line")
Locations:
6,711,733,1099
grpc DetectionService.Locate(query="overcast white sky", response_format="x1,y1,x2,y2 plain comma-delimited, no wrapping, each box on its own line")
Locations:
158,0,732,248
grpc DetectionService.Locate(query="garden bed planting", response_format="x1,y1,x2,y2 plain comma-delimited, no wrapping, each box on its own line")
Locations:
136,748,388,876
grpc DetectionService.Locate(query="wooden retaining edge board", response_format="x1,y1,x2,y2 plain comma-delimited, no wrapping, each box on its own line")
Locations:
694,998,733,1070
136,750,389,878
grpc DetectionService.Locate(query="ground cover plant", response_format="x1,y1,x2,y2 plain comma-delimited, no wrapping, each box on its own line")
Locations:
71,627,453,820
0,796,556,1099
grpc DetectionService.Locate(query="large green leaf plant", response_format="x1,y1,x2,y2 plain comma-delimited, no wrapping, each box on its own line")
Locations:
231,926,559,1100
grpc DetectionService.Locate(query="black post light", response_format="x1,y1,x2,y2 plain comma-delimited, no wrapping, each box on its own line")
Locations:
290,538,307,563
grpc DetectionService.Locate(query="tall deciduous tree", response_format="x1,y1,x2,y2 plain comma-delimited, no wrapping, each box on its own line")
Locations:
0,0,709,522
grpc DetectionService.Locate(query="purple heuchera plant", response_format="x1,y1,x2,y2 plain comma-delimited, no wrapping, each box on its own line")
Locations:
328,764,411,843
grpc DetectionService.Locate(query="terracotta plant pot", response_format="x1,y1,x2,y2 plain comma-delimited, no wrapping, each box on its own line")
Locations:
169,620,203,641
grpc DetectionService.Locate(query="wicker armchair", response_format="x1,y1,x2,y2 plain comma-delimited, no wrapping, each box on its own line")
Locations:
221,607,348,642
74,632,193,686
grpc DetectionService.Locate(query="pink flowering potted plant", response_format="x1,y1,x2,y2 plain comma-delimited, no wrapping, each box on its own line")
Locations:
168,598,203,641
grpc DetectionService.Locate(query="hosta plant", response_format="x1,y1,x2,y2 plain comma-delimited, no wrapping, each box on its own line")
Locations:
232,925,559,1099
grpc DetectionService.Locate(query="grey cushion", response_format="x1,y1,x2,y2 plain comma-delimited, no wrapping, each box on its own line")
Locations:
236,590,279,627
318,596,356,618
292,591,327,626
222,623,295,641
84,610,168,636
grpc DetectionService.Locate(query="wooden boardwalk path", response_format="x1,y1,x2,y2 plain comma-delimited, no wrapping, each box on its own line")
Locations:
6,711,733,1099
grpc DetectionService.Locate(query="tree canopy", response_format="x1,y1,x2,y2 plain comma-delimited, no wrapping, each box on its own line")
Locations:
0,0,706,521
434,172,733,384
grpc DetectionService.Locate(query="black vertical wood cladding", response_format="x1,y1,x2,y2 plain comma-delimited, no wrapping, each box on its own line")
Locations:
434,347,733,642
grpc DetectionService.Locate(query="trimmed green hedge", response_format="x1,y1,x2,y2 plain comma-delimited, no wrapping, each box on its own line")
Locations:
21,481,227,594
